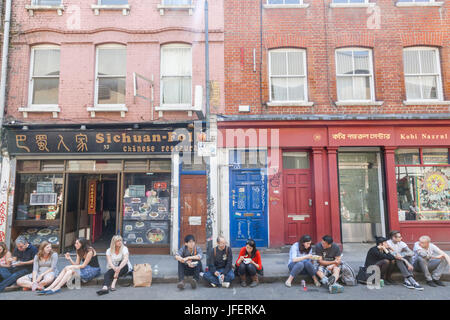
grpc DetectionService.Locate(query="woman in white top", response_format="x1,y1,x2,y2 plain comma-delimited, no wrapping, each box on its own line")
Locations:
97,235,132,295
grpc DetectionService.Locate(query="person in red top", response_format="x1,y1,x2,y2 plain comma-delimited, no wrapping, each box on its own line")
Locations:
235,239,262,287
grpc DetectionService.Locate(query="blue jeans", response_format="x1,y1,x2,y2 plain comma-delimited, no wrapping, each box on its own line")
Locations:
0,268,29,292
288,260,317,279
203,268,235,286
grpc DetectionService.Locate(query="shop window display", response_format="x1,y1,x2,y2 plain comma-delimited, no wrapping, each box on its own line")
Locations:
15,174,63,246
123,173,170,246
396,148,450,221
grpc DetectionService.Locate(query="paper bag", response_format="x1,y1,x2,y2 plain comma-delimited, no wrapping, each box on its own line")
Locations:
133,263,152,287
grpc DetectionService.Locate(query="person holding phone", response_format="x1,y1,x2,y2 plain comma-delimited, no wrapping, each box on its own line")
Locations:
285,235,320,287
235,239,263,287
202,236,234,288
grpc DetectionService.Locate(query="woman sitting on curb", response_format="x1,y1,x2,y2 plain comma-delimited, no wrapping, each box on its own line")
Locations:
97,235,132,295
40,238,100,295
235,239,263,287
285,235,321,287
17,241,58,291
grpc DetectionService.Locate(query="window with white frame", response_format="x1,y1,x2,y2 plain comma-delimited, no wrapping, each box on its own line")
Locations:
403,47,442,101
332,0,368,3
397,0,433,3
335,48,374,101
29,46,60,106
95,45,127,106
267,0,302,4
32,0,61,5
161,0,192,5
161,44,192,106
269,49,308,102
99,0,128,4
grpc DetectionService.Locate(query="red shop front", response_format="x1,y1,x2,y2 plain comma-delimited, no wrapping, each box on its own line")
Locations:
218,119,450,249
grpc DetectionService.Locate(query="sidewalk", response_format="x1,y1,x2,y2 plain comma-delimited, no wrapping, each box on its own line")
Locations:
4,244,450,291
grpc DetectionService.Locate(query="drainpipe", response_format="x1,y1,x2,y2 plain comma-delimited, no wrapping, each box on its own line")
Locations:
0,0,12,131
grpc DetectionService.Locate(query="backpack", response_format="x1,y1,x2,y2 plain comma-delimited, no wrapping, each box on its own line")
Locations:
340,262,357,286
356,266,370,284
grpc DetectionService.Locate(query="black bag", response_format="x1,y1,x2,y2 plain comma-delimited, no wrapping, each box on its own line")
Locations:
356,266,371,284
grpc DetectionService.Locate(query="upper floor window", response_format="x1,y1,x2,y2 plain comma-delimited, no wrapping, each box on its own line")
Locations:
335,48,374,101
403,47,442,101
95,44,127,106
29,45,60,106
160,44,192,106
269,48,308,102
267,0,303,4
398,0,433,2
161,0,192,5
99,0,128,4
332,0,369,3
32,0,61,4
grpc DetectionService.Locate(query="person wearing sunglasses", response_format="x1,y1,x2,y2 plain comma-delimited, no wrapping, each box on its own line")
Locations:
387,230,423,290
235,239,263,287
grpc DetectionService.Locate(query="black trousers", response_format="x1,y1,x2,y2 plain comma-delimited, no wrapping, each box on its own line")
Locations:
238,263,257,277
178,260,203,281
103,265,129,287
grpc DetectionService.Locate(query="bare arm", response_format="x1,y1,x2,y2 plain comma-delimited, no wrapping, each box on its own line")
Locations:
106,254,115,270
0,252,11,267
77,251,93,269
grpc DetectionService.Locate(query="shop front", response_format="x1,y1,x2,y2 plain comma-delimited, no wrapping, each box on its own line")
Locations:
218,119,450,249
4,126,195,254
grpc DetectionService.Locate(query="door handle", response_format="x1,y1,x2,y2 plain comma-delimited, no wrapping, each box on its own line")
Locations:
309,199,312,207
232,200,236,207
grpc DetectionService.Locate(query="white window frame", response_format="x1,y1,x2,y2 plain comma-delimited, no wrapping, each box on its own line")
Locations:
90,44,127,116
396,0,444,7
21,45,61,117
159,43,192,109
91,0,130,15
403,46,444,103
26,0,64,16
264,0,310,8
335,47,376,103
157,0,194,16
268,48,311,106
330,0,375,8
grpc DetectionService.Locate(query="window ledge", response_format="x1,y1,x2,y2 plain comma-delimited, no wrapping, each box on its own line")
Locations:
395,2,444,7
330,3,376,8
19,106,61,118
266,101,314,107
87,105,128,117
155,105,200,111
157,4,195,15
263,4,310,9
91,4,131,15
25,5,64,16
335,101,384,106
403,100,450,106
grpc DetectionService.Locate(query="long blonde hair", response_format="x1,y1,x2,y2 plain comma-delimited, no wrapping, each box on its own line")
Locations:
110,235,124,255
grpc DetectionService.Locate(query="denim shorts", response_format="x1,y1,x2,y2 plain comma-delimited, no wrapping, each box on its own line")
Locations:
76,265,101,282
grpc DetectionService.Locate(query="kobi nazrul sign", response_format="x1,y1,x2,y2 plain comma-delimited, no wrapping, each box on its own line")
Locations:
6,129,194,155
88,180,97,215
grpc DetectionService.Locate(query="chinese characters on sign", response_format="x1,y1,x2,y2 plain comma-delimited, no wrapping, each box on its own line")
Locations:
88,180,97,215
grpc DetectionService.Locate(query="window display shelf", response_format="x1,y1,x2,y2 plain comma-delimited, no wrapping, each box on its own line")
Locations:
14,219,60,227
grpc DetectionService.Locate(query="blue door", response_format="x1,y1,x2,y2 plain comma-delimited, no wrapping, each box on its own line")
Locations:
230,168,268,248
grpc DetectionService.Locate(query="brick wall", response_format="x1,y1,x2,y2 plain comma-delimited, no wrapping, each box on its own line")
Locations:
224,0,450,115
5,0,224,124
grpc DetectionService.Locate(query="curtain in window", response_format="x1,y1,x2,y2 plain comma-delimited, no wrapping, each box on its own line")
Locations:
162,46,192,104
98,48,127,76
336,51,353,75
33,49,60,76
34,0,61,5
270,50,305,101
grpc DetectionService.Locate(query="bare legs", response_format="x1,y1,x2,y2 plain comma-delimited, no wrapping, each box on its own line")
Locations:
44,265,77,292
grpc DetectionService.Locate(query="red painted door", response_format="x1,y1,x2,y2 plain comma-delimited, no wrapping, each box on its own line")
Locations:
180,175,207,247
92,181,103,243
283,169,314,244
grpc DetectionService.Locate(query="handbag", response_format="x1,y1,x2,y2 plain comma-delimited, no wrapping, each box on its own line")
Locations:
133,263,152,287
356,266,372,284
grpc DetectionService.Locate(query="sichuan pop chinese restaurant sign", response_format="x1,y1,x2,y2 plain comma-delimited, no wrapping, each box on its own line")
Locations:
6,129,194,155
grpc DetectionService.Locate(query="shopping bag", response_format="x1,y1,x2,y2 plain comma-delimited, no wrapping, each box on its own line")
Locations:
133,263,152,287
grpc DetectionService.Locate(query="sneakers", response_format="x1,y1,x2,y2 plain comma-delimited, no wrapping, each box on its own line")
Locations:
426,280,437,287
403,279,415,289
320,276,329,286
408,278,424,291
222,282,230,288
177,280,185,290
210,282,217,288
327,275,336,287
285,280,292,288
433,279,446,287
199,272,204,278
